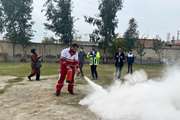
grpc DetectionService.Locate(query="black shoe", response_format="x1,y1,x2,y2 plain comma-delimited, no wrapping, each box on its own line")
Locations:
28,76,32,81
69,92,75,95
68,91,75,95
66,80,71,83
55,92,60,96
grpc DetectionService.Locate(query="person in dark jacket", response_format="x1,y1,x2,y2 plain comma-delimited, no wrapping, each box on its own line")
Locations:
127,50,135,74
28,49,41,81
78,47,86,77
114,48,125,80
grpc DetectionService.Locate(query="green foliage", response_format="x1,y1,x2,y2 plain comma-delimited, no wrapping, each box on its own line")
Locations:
89,29,100,43
124,18,139,51
85,0,123,50
0,0,33,46
153,39,164,54
44,0,73,44
108,37,126,56
136,41,146,56
0,5,4,33
0,0,33,59
136,40,146,64
152,39,164,62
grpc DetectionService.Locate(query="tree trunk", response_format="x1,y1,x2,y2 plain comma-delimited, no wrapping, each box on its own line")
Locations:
158,53,161,64
140,55,143,64
43,44,46,62
103,48,108,64
12,43,15,61
21,46,27,62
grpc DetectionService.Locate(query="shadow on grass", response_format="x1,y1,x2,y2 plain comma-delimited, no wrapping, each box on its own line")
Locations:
0,77,24,95
0,84,12,94
7,77,24,83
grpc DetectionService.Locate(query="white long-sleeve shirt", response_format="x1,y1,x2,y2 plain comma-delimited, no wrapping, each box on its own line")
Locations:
60,48,78,61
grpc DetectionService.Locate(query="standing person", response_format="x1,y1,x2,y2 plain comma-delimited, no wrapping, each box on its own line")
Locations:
114,48,125,80
87,47,100,80
78,47,86,77
28,49,41,81
55,43,80,96
127,50,135,74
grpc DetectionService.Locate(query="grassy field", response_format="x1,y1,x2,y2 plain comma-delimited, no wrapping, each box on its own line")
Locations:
0,62,59,77
0,62,166,120
0,62,164,85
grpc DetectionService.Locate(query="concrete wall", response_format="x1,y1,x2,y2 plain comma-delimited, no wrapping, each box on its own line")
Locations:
0,40,180,63
0,41,96,62
134,47,180,64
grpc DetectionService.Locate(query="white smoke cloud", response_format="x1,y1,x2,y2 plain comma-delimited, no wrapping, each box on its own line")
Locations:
80,66,180,120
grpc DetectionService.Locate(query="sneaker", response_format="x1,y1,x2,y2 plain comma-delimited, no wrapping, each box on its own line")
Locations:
28,76,32,81
55,92,60,96
68,91,75,95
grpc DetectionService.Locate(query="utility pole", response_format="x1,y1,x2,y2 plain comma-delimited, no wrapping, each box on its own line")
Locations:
177,30,180,40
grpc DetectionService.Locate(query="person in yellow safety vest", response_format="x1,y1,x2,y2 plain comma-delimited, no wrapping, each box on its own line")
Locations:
87,47,100,80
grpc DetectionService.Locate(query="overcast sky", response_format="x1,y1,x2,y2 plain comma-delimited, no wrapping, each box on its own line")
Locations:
32,0,180,42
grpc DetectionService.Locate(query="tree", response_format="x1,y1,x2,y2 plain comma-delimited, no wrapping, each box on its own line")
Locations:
44,0,73,44
153,39,164,63
136,39,146,64
0,3,4,33
109,37,126,56
124,18,139,51
0,0,33,59
89,30,100,43
85,0,123,63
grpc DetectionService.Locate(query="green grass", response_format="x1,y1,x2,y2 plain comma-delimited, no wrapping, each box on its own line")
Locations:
82,64,164,86
0,63,164,86
0,62,59,77
0,63,164,95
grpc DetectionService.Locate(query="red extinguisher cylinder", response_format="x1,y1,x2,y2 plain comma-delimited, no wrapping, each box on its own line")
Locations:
66,68,73,83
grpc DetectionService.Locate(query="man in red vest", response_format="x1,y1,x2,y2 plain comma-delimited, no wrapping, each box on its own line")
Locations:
56,43,80,96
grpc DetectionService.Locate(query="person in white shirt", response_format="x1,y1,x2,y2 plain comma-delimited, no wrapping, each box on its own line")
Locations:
55,43,80,96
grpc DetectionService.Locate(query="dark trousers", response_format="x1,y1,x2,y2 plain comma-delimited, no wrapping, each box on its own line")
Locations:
115,65,123,79
91,65,98,79
128,63,133,74
79,63,84,76
28,67,40,80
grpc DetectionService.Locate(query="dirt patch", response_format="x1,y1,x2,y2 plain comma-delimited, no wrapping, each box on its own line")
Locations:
0,76,99,120
0,76,18,94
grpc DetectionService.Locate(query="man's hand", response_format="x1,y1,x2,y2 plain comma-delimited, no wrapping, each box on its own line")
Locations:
66,65,71,69
38,56,41,59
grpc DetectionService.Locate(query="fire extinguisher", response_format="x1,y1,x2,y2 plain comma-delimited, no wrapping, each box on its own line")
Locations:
66,67,73,83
